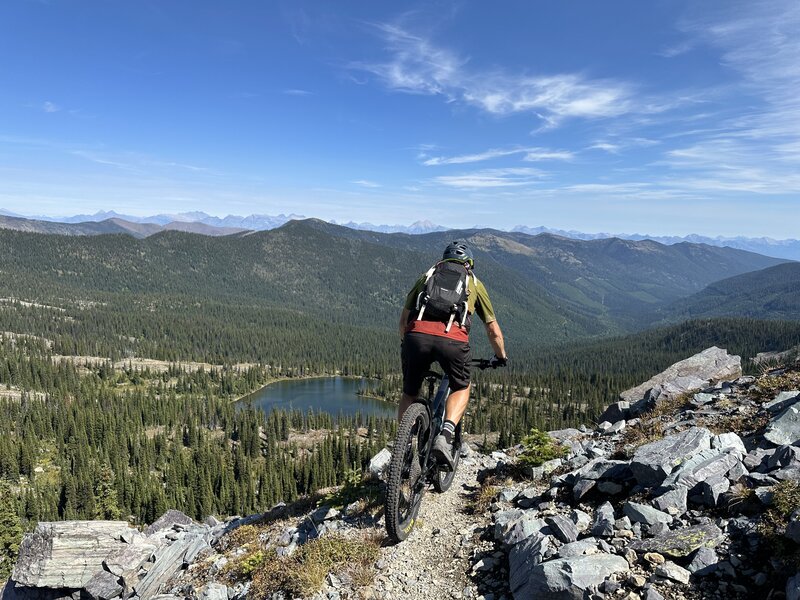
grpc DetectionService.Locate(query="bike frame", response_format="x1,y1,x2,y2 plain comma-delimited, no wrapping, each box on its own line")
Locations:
414,370,461,484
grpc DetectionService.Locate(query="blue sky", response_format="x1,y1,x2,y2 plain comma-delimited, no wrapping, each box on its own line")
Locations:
1,0,799,237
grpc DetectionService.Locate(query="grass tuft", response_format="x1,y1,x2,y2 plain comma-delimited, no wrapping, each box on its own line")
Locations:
469,476,500,514
248,533,381,599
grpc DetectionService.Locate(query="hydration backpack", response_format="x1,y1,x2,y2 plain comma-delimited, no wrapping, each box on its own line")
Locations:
414,261,474,332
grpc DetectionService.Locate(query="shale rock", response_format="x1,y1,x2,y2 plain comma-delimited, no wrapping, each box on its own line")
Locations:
620,346,741,406
765,401,800,446
12,521,133,589
630,523,725,558
629,427,712,488
512,554,629,600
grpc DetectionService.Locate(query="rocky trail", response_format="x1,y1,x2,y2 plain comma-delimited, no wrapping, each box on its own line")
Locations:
371,451,519,600
5,346,800,600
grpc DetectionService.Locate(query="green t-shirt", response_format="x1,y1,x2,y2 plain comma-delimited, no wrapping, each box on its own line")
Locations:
403,264,497,324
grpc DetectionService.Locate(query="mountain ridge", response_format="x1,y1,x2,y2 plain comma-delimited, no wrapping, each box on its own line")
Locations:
4,208,799,259
0,219,788,355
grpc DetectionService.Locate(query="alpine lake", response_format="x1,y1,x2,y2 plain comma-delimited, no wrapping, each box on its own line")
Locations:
236,376,396,420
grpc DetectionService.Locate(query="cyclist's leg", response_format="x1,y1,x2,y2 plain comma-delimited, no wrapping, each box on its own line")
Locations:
436,338,472,426
399,333,433,420
443,386,470,425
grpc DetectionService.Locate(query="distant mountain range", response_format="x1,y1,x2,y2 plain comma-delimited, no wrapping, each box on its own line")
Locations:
0,219,789,350
511,225,800,261
0,209,446,235
0,214,246,238
1,208,799,260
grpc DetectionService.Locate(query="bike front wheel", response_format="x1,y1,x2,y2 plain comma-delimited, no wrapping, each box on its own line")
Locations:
385,402,430,543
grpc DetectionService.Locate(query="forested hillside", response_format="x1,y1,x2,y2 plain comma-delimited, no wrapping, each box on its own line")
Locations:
0,220,787,369
1,222,799,539
663,261,800,322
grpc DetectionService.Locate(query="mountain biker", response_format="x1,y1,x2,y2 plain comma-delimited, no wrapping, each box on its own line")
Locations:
399,240,508,469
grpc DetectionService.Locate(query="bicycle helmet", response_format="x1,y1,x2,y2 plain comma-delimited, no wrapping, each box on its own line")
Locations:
442,240,474,266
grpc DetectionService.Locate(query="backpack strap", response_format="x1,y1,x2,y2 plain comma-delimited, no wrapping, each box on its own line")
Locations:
460,271,477,327
415,265,438,320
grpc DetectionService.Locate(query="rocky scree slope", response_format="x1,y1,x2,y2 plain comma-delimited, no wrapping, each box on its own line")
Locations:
4,347,800,600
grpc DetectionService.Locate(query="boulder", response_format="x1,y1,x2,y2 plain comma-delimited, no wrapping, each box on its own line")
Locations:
623,502,672,526
367,448,392,478
687,547,718,575
83,570,123,600
558,540,598,559
620,347,741,405
788,572,800,600
700,475,730,506
786,573,800,600
200,583,229,600
503,514,550,547
660,448,740,491
765,391,800,415
786,510,800,545
12,521,133,589
630,427,712,488
598,402,630,425
591,502,616,537
630,523,725,558
655,561,691,584
765,402,800,446
767,445,800,470
509,534,555,593
512,554,629,600
711,433,746,456
144,510,193,536
546,516,579,544
652,486,688,516
132,532,211,599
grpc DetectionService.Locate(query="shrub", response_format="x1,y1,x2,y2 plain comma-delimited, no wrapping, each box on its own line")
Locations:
320,468,383,516
518,429,567,467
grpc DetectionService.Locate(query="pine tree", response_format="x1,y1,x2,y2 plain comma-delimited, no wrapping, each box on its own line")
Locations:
95,464,121,520
0,480,23,580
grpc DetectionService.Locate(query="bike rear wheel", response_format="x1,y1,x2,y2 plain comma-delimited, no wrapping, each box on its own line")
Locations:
432,441,461,492
385,402,430,543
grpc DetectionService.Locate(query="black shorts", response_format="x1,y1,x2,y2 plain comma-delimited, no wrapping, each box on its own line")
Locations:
401,332,471,395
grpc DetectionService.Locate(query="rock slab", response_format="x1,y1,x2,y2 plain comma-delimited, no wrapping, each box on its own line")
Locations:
513,554,630,600
12,521,134,589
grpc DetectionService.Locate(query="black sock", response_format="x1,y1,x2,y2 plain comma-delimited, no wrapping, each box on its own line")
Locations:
442,420,456,443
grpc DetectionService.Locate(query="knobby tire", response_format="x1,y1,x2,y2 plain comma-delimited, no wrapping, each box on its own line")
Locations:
385,402,429,543
432,442,460,493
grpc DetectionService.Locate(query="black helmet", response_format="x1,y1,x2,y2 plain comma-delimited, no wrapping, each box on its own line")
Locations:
442,240,474,266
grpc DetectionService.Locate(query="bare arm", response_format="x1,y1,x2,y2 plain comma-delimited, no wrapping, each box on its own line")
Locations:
484,320,507,359
399,308,410,340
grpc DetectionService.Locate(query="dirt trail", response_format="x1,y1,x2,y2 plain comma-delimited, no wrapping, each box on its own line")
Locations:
370,454,507,600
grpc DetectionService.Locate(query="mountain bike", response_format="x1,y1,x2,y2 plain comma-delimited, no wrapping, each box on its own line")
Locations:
384,358,503,543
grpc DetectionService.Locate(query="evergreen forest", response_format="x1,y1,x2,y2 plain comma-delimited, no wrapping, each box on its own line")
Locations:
1,223,799,576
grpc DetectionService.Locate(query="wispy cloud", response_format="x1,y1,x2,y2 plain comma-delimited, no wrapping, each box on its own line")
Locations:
659,0,800,194
351,179,381,188
588,137,658,154
283,88,313,96
658,40,695,58
588,142,621,154
421,146,573,166
523,149,575,162
434,167,544,189
352,24,637,129
42,101,60,113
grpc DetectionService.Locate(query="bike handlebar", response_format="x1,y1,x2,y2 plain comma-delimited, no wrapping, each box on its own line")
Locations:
470,357,507,370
